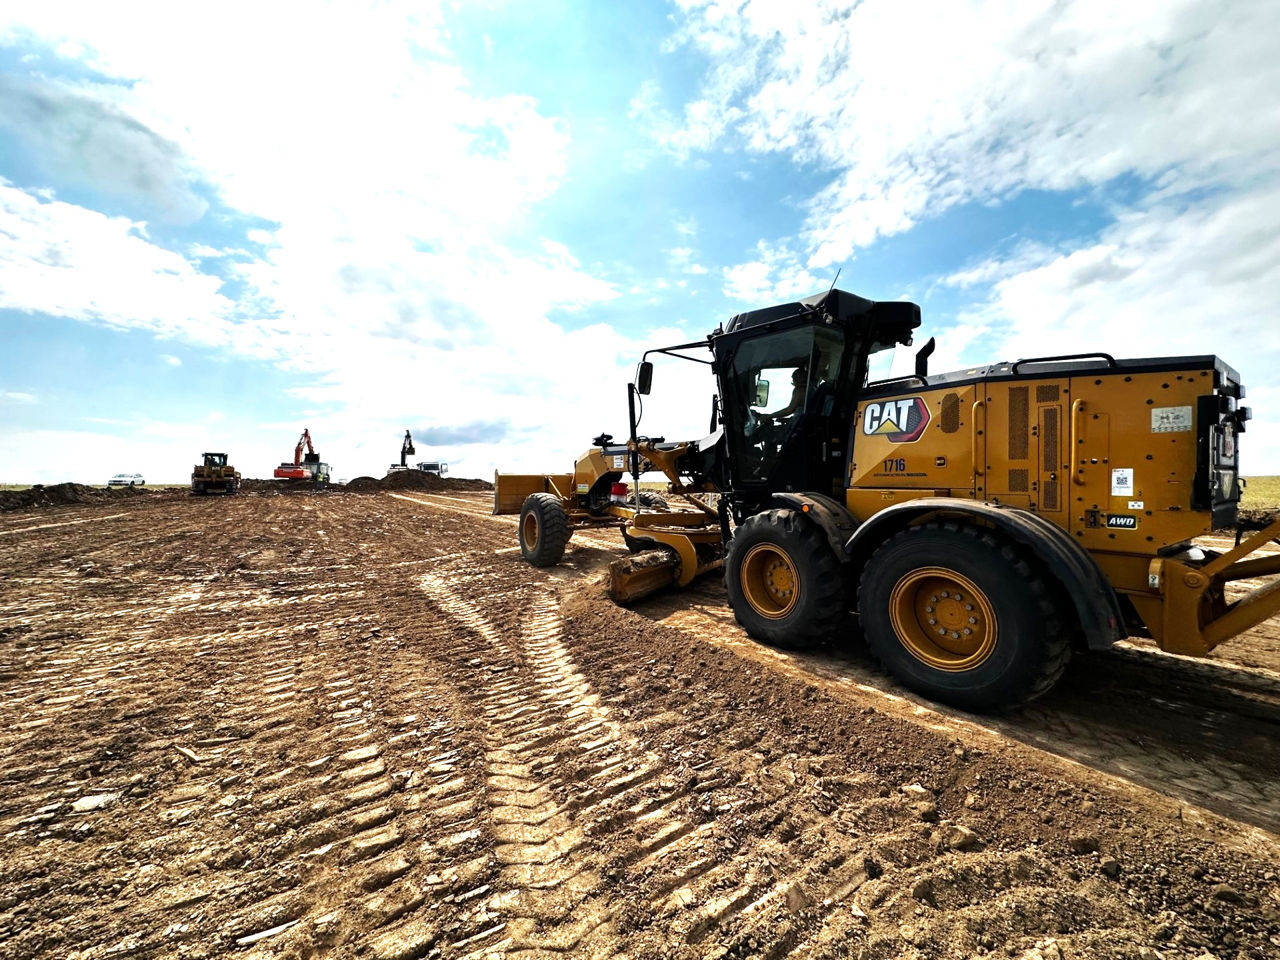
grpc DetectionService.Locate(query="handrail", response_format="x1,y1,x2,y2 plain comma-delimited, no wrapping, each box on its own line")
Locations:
1070,399,1087,485
1011,352,1117,374
866,374,927,390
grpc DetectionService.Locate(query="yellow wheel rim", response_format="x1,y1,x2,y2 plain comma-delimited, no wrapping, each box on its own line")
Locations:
889,567,997,672
740,543,799,619
522,512,539,550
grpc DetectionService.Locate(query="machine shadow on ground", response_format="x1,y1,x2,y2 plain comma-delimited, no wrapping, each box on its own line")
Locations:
627,575,1280,836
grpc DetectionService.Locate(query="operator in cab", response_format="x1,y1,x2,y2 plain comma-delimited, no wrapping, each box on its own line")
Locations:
761,365,808,423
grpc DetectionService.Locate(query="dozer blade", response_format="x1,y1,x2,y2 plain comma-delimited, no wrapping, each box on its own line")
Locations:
608,551,678,604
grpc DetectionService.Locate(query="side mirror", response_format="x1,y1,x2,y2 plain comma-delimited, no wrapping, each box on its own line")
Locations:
754,379,770,406
636,360,653,395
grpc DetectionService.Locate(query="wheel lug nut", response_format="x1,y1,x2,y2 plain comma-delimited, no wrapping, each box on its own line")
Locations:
940,591,950,599
968,616,978,624
964,603,974,611
930,595,938,603
962,628,972,636
937,627,947,636
924,605,934,613
927,618,937,625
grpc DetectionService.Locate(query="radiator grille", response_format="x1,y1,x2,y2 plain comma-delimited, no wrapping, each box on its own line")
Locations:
1037,384,1061,403
1043,479,1059,511
1008,468,1029,492
940,392,960,433
1008,386,1029,460
1042,406,1061,511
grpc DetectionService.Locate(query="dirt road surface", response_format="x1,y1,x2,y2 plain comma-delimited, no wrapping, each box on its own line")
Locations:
2,490,1279,960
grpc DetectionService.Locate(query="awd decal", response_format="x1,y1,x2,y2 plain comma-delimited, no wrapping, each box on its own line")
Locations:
862,397,931,443
1107,514,1137,529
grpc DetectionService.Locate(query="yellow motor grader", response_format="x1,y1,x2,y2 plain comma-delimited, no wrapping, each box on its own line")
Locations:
496,288,1279,710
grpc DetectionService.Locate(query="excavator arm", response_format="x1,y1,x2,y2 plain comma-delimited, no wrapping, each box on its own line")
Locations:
294,429,315,466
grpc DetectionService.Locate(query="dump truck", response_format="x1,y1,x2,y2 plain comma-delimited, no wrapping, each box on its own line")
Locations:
191,452,240,495
496,288,1277,711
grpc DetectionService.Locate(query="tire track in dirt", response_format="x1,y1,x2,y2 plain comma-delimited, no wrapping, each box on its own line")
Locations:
4,491,1278,960
0,497,501,959
418,572,667,954
411,562,1128,959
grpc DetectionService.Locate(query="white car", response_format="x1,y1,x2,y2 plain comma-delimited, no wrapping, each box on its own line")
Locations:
108,473,146,487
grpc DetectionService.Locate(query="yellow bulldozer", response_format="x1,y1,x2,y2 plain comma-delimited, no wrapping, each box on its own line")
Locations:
191,452,241,495
496,288,1278,710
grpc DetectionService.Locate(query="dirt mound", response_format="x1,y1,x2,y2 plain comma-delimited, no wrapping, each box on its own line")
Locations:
237,477,319,494
1239,506,1279,527
0,482,154,513
345,471,492,494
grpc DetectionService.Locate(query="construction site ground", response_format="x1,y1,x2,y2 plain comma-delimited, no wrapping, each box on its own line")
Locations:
2,489,1279,960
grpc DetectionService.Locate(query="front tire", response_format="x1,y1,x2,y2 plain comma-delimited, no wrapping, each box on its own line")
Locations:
519,493,570,567
725,509,848,650
858,522,1071,711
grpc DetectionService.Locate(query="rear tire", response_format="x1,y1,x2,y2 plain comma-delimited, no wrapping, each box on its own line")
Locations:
858,522,1071,711
725,509,847,650
520,493,570,567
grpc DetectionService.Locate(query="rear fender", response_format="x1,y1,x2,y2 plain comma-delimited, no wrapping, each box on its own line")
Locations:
845,498,1124,651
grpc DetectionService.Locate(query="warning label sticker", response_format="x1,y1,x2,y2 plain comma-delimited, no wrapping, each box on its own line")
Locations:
1151,405,1193,433
1111,467,1134,497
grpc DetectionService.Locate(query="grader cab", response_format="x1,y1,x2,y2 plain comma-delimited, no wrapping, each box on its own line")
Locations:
498,288,1278,711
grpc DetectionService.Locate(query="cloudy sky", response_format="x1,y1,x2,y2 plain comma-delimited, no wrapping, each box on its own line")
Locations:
1,0,1277,484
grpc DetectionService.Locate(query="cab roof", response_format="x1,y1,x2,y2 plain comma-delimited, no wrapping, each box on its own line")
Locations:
723,288,920,349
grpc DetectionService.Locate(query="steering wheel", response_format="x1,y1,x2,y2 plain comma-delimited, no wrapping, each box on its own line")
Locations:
744,409,761,438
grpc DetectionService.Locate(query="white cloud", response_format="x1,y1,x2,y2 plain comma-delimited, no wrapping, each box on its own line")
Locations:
942,187,1280,471
2,390,37,403
722,240,824,304
0,71,207,223
0,3,633,478
160,354,181,366
665,0,1280,265
668,245,709,276
0,181,235,345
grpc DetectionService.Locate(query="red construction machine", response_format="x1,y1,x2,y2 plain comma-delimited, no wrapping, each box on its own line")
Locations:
273,428,331,482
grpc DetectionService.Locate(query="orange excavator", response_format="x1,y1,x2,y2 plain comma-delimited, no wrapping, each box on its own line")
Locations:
273,428,331,482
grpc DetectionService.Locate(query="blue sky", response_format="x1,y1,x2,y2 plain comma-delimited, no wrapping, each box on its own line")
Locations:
1,0,1278,483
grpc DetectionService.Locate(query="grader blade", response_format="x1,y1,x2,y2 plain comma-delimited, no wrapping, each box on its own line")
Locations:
608,551,679,603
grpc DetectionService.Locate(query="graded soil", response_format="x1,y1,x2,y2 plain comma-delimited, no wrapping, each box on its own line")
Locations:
1,490,1278,960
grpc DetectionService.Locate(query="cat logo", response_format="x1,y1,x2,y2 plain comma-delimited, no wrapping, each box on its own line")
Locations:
862,397,931,443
